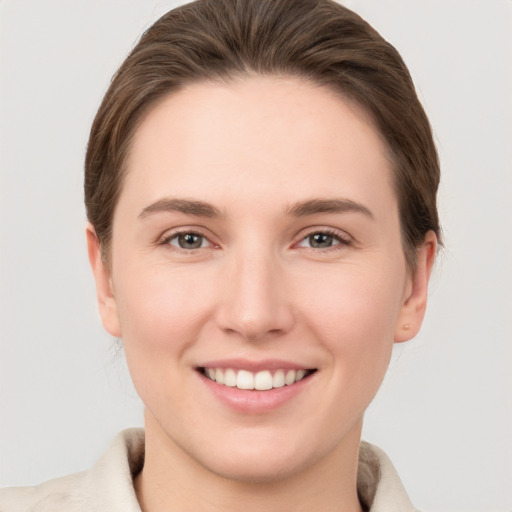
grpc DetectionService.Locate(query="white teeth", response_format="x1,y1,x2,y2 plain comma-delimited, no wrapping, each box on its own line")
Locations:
254,370,273,390
203,367,310,390
272,369,285,388
285,370,296,386
237,370,254,390
224,368,237,387
215,368,225,385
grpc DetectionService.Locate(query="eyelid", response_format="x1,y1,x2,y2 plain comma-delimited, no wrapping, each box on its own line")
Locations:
157,226,219,249
155,225,353,251
294,227,353,249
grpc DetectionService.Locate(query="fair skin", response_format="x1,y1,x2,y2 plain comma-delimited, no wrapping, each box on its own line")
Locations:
87,76,436,512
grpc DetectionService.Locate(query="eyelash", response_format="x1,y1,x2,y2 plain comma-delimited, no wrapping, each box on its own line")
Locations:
158,228,353,253
296,228,353,251
159,229,216,253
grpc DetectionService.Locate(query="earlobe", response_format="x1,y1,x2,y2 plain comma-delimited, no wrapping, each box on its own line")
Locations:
86,223,122,338
394,231,437,343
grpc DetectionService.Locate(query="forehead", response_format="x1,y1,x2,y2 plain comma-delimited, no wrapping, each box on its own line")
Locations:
122,76,395,216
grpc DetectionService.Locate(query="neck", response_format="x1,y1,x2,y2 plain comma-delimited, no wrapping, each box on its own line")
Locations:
135,413,364,512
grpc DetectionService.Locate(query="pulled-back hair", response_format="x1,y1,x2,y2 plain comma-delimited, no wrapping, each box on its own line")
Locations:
85,0,440,267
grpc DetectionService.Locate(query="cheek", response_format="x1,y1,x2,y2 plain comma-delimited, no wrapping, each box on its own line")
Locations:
297,262,404,379
112,262,218,406
115,264,215,350
111,264,217,413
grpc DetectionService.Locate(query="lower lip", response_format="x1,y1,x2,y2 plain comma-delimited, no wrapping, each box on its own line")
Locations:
198,372,314,414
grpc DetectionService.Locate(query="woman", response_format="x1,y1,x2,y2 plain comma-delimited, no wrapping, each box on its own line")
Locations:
1,0,440,510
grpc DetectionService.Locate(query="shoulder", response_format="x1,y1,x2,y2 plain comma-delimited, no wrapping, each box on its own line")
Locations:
358,441,419,512
0,429,144,512
0,472,89,512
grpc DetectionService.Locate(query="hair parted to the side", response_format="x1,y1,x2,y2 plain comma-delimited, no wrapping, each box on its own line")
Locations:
85,0,441,268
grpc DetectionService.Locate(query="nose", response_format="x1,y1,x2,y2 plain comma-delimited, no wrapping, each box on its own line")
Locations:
215,249,295,341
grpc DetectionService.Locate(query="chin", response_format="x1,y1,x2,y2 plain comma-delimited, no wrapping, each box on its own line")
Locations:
197,446,315,485
182,425,343,485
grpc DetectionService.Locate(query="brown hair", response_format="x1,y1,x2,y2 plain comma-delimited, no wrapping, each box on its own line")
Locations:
85,0,441,267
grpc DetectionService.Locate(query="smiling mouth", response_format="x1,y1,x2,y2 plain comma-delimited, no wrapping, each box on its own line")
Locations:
198,367,317,391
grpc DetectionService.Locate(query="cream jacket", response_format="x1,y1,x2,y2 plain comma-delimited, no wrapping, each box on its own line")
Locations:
0,429,418,511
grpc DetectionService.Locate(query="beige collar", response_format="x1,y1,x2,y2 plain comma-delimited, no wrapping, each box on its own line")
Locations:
0,429,418,512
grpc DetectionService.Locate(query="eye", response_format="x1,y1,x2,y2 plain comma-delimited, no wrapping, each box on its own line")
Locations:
166,232,211,250
296,230,351,249
306,233,337,249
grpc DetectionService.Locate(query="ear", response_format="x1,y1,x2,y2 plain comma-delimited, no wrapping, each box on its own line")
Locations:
86,223,122,338
394,231,437,343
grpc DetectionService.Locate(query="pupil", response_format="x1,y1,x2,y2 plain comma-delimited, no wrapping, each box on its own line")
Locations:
179,233,202,249
310,233,333,248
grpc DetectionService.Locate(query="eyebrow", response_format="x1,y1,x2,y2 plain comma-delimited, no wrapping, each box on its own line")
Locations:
138,198,223,219
138,197,373,220
286,198,374,219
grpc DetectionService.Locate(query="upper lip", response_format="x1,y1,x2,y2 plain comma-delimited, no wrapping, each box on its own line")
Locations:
197,359,315,372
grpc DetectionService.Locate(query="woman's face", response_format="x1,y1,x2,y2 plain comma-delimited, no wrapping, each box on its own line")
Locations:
89,76,434,482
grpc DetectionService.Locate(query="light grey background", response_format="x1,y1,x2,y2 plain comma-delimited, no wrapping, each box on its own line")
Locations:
1,1,511,511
